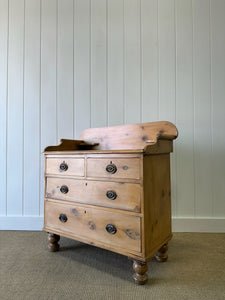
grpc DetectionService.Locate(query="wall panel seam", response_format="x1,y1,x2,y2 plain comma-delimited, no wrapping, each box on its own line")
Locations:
22,0,26,216
140,0,142,122
5,0,10,216
209,0,214,217
39,0,42,216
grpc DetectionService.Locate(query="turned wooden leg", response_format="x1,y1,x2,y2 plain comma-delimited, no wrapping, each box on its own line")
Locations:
48,233,60,252
154,243,168,262
132,260,148,285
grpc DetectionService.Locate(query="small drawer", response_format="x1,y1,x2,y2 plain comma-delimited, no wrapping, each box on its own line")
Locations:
45,157,84,177
45,201,141,252
87,158,140,179
45,177,141,212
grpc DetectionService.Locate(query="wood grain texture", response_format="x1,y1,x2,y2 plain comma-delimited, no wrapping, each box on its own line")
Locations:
44,200,141,252
143,154,172,258
80,121,178,151
46,177,141,212
46,157,84,176
87,157,141,179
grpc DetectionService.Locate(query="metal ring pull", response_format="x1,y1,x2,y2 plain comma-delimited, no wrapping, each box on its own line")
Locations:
59,162,68,171
106,223,117,234
60,185,69,194
106,163,117,174
59,213,67,223
106,190,117,200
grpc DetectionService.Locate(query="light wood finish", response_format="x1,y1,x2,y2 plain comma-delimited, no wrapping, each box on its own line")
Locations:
45,200,141,252
143,154,172,258
46,177,141,212
79,121,177,151
87,158,140,179
46,157,84,177
43,121,178,284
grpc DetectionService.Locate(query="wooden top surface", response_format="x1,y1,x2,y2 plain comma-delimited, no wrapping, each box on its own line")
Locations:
44,121,178,153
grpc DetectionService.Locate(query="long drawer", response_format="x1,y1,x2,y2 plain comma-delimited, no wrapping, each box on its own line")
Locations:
45,177,141,212
46,157,84,177
87,158,140,179
45,201,141,252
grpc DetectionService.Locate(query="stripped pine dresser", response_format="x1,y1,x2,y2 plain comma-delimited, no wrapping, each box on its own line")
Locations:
43,121,178,284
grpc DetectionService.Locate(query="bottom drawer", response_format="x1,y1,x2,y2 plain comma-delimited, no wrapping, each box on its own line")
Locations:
44,201,141,253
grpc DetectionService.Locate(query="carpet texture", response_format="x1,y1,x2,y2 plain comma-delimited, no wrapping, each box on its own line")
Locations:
0,232,224,300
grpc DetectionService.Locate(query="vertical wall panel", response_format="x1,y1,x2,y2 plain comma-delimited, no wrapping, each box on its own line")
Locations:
211,0,225,217
124,0,141,124
0,0,225,228
74,0,91,138
108,0,124,126
175,0,195,217
23,0,40,215
141,0,158,122
7,0,24,215
158,0,177,215
0,0,8,215
40,0,57,215
41,0,57,149
193,0,212,216
91,0,107,128
57,0,74,141
158,0,176,122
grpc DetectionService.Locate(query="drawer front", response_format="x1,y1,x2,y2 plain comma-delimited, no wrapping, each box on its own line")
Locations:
87,158,140,179
46,178,141,212
45,201,141,252
46,157,84,176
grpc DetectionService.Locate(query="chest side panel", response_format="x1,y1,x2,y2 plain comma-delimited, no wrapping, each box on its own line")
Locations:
143,154,172,258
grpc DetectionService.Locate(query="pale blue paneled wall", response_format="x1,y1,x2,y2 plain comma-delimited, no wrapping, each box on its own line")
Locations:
0,0,224,231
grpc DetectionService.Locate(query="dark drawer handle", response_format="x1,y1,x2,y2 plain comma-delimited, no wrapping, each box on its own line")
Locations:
59,213,67,223
106,190,117,200
106,163,117,174
60,185,69,194
106,223,117,234
59,162,68,171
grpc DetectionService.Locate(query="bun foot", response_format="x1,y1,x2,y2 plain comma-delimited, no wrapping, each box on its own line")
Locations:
132,260,148,285
48,233,60,252
155,243,168,262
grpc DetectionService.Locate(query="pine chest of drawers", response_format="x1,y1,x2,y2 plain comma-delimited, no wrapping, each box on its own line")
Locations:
43,121,178,284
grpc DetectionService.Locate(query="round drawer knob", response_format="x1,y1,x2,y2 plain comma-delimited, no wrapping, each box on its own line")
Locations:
59,162,68,171
60,185,69,194
59,213,67,223
106,190,117,200
106,163,117,174
106,223,117,234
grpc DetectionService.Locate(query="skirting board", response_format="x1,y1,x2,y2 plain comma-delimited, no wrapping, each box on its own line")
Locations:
0,216,225,232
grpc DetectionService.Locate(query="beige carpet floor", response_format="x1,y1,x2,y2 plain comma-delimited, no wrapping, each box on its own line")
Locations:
0,232,224,300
